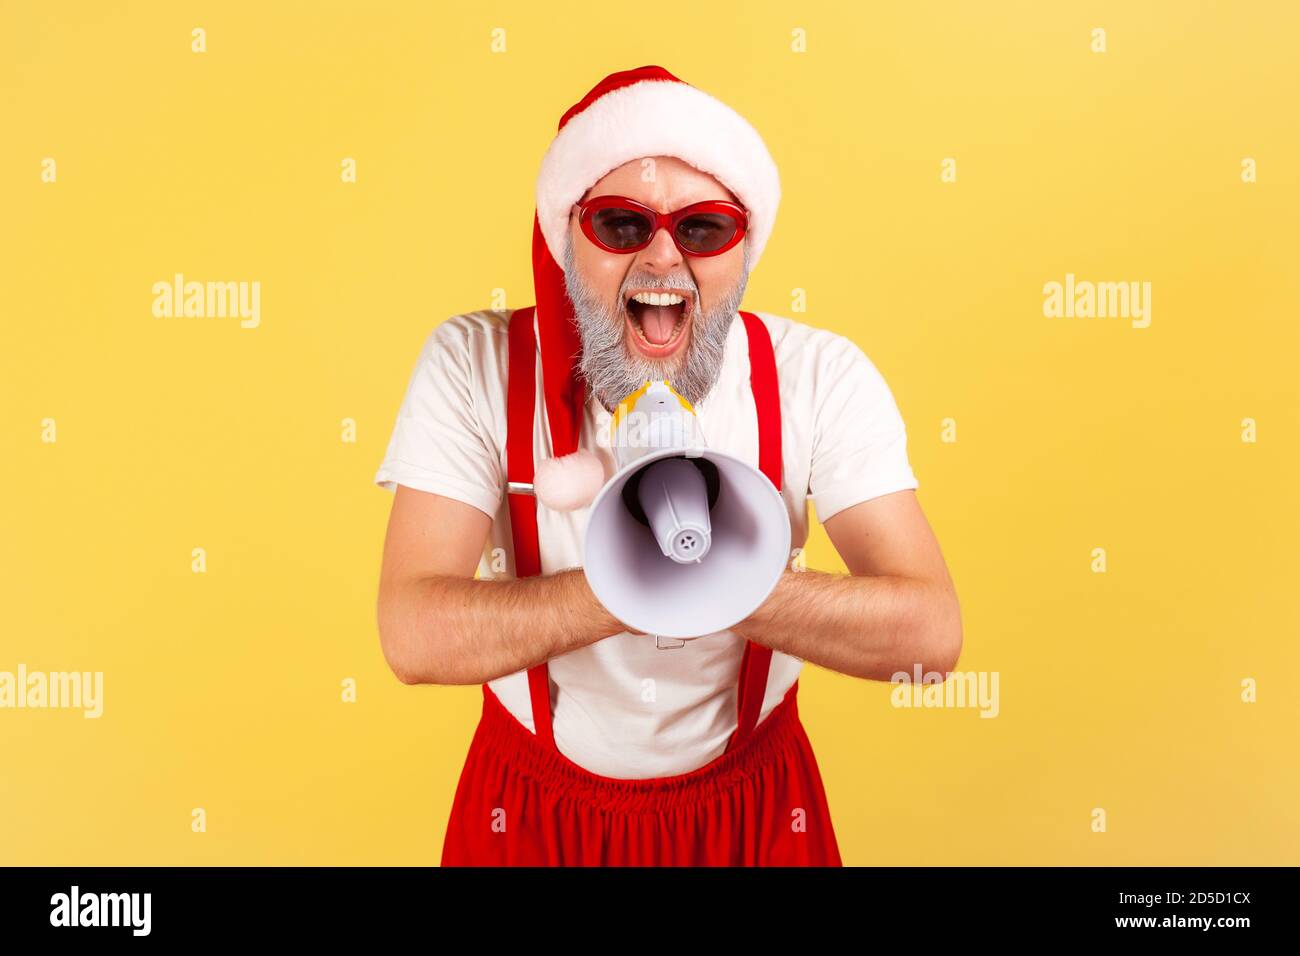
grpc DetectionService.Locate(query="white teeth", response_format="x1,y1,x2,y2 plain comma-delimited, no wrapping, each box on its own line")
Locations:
630,291,685,306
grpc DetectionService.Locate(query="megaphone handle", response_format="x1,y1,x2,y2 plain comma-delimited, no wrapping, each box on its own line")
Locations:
654,635,687,650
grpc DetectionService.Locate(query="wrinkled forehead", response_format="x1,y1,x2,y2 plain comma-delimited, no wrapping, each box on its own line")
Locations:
579,156,740,209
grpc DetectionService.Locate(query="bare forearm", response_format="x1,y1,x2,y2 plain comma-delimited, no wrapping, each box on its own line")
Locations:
379,569,623,685
732,569,962,681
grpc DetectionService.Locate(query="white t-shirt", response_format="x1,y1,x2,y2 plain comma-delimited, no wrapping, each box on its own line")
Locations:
374,309,918,778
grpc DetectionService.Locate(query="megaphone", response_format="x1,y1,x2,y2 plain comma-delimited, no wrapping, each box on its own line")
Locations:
581,381,791,639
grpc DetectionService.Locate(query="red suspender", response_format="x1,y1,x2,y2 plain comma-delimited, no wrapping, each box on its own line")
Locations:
724,312,781,753
506,308,556,749
503,309,782,756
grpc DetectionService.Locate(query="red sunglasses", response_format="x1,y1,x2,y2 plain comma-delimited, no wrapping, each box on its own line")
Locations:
574,195,748,257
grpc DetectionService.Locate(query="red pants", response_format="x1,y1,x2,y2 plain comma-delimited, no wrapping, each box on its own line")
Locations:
440,680,843,866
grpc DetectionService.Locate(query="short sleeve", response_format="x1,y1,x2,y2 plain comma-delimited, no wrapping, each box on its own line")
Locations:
808,337,919,522
373,320,504,518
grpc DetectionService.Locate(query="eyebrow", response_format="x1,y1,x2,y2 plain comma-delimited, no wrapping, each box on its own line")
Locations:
576,193,740,211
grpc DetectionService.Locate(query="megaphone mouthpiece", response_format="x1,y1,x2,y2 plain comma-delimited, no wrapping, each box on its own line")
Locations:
636,457,713,564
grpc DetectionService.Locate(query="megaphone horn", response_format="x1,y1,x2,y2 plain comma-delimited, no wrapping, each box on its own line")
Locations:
579,381,791,639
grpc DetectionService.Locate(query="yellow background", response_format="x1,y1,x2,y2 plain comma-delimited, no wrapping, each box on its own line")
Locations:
2,1,1297,865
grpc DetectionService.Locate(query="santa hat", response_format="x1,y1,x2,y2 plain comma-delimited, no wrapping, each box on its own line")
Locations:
528,66,781,509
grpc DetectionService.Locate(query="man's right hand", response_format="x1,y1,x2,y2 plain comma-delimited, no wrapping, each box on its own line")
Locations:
376,485,630,685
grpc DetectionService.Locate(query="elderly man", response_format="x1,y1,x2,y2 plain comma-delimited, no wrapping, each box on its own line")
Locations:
374,66,961,866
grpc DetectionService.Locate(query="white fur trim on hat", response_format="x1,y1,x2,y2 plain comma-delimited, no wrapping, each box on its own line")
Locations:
536,79,780,272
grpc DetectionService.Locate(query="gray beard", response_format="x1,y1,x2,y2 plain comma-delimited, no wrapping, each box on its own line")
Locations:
562,234,750,411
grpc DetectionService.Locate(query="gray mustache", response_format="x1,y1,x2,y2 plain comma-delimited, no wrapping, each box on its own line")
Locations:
619,273,699,297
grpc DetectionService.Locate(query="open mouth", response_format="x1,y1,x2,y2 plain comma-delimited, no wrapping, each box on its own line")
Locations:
624,289,693,357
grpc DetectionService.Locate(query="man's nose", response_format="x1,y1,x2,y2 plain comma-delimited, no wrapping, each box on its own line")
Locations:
635,225,684,275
